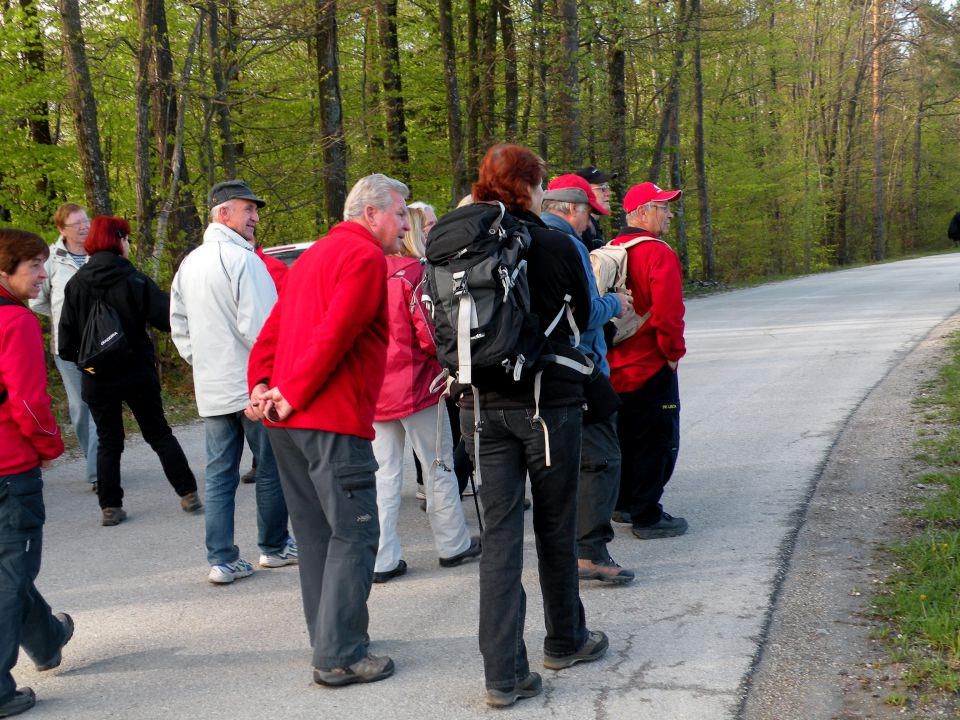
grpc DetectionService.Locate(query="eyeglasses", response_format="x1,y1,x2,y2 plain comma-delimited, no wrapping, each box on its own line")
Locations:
64,220,90,229
651,203,671,212
596,184,611,193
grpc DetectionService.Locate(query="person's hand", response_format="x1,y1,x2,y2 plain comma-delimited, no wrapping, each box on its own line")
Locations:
261,387,294,422
40,460,52,469
244,383,270,421
614,292,634,319
668,360,679,371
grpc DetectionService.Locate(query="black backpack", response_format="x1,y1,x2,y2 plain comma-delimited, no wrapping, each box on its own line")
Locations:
77,291,129,376
423,201,544,387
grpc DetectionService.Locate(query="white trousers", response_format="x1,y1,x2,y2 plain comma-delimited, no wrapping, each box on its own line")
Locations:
372,403,471,572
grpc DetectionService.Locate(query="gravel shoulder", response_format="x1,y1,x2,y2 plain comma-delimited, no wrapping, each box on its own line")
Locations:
741,314,960,719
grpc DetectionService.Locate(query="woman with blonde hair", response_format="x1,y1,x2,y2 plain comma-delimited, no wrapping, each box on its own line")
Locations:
369,204,479,583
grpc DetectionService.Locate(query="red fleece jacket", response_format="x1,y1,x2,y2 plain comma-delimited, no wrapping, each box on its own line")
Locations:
607,229,686,393
248,221,388,439
0,286,63,474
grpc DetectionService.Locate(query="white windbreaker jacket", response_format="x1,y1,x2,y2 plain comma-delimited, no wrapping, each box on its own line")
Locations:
170,223,278,417
30,236,86,355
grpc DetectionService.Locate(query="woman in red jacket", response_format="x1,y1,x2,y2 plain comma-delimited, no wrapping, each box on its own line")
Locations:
0,229,72,718
370,206,480,583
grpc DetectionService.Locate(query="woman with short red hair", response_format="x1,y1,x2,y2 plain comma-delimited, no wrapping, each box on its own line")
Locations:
57,216,200,526
460,144,606,706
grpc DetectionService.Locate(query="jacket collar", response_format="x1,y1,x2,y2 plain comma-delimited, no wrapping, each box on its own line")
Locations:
203,222,255,251
615,226,660,241
330,220,385,251
541,212,578,238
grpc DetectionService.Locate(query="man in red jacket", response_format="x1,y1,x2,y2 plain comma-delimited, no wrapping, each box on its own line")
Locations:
246,174,409,687
608,182,688,540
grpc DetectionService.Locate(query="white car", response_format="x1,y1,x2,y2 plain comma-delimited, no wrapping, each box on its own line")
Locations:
262,241,314,267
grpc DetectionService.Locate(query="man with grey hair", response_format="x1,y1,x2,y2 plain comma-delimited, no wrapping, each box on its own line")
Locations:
246,173,409,686
541,174,636,584
171,179,294,584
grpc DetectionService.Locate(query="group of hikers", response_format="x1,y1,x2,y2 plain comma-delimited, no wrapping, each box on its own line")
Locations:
0,141,688,714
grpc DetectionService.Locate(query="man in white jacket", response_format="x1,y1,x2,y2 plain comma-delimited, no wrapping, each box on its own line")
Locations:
31,203,98,489
171,180,295,584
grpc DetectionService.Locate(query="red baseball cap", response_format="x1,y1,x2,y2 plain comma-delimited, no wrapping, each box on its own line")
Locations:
545,174,609,216
622,182,681,214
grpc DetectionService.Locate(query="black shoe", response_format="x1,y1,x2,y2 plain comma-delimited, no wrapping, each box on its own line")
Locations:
372,559,407,584
0,688,35,718
314,653,395,686
35,613,73,672
632,512,688,539
486,672,542,708
241,466,256,484
90,482,98,493
611,510,631,524
439,536,481,568
523,497,531,511
543,630,609,670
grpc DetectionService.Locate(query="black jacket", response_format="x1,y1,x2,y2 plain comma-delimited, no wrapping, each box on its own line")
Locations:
470,210,591,408
58,252,171,383
949,211,960,242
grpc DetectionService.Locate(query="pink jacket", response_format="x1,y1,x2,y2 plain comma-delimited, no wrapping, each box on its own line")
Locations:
0,285,63,474
374,256,443,422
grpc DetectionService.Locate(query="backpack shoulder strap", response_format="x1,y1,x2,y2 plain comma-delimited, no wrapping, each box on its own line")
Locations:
0,297,22,405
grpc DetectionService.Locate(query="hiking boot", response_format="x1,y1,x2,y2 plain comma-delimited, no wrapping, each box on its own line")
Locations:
632,512,688,539
0,688,35,718
90,482,98,493
208,558,254,584
180,492,202,513
372,559,407,584
543,630,609,670
101,508,126,526
439,536,481,568
313,653,395,686
35,614,73,672
611,511,631,524
241,466,257,484
485,672,542,708
578,558,635,585
260,537,299,568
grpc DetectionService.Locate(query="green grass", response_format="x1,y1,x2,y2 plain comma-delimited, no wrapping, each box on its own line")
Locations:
871,332,960,699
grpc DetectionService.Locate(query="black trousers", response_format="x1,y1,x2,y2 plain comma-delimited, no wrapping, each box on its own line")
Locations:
83,368,197,509
615,363,680,527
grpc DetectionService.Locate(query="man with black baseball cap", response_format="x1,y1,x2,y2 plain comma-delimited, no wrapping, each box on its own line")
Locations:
574,166,618,250
171,179,296,585
607,181,688,540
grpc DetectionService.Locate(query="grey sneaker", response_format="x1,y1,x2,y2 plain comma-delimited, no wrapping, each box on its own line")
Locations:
313,653,395,686
543,630,609,670
260,537,299,568
0,688,35,718
208,558,254,584
632,512,688,539
101,507,126,526
35,613,73,671
485,672,542,708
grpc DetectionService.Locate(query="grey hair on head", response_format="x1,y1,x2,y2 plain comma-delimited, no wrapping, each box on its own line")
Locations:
542,199,588,216
343,174,410,221
407,200,434,214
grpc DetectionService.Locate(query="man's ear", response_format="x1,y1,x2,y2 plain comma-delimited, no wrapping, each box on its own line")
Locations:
364,204,379,226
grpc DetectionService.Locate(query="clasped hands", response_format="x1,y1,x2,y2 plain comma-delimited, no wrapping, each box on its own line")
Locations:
245,382,294,423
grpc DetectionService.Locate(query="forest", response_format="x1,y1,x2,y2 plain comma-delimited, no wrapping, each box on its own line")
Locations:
0,0,957,284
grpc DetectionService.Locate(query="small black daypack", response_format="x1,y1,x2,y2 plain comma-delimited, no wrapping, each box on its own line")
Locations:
423,201,543,386
77,293,128,376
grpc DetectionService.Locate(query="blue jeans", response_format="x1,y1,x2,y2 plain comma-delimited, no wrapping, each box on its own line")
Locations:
204,413,288,566
461,404,588,690
54,355,98,484
0,468,68,705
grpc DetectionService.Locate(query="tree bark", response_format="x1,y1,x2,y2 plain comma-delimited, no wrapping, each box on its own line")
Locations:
466,0,480,178
649,0,690,183
207,2,237,179
557,0,580,168
606,0,627,205
315,0,347,227
532,0,548,161
58,0,111,215
499,0,518,141
480,0,498,148
377,0,410,184
669,84,689,279
19,0,53,200
438,0,467,203
691,0,714,280
135,0,155,252
871,0,884,261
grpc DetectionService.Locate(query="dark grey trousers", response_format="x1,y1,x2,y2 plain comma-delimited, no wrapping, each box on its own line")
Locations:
577,412,621,561
266,427,380,670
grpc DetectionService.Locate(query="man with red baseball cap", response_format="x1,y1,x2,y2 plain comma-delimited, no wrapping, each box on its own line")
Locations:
607,181,688,540
541,174,635,584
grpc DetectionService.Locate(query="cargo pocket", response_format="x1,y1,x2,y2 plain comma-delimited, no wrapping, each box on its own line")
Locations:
1,481,45,532
333,456,379,542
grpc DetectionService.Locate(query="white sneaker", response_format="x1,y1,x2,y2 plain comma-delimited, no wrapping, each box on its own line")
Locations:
260,538,298,568
208,558,254,584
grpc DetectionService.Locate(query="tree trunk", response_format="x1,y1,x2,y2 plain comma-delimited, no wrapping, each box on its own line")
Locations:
669,92,689,279
557,0,580,168
135,0,155,252
315,0,347,227
911,96,922,248
691,0,714,280
480,0,498,147
532,0,548,160
207,2,237,179
19,0,53,201
649,0,689,183
377,0,410,184
466,0,480,178
871,0,884,261
58,0,111,215
499,0,518,141
606,0,627,206
438,0,467,203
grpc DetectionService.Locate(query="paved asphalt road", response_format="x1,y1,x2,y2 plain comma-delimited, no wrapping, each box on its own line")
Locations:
14,253,960,719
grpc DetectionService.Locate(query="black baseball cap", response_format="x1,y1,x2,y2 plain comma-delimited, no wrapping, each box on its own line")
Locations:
207,179,266,208
574,166,618,185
